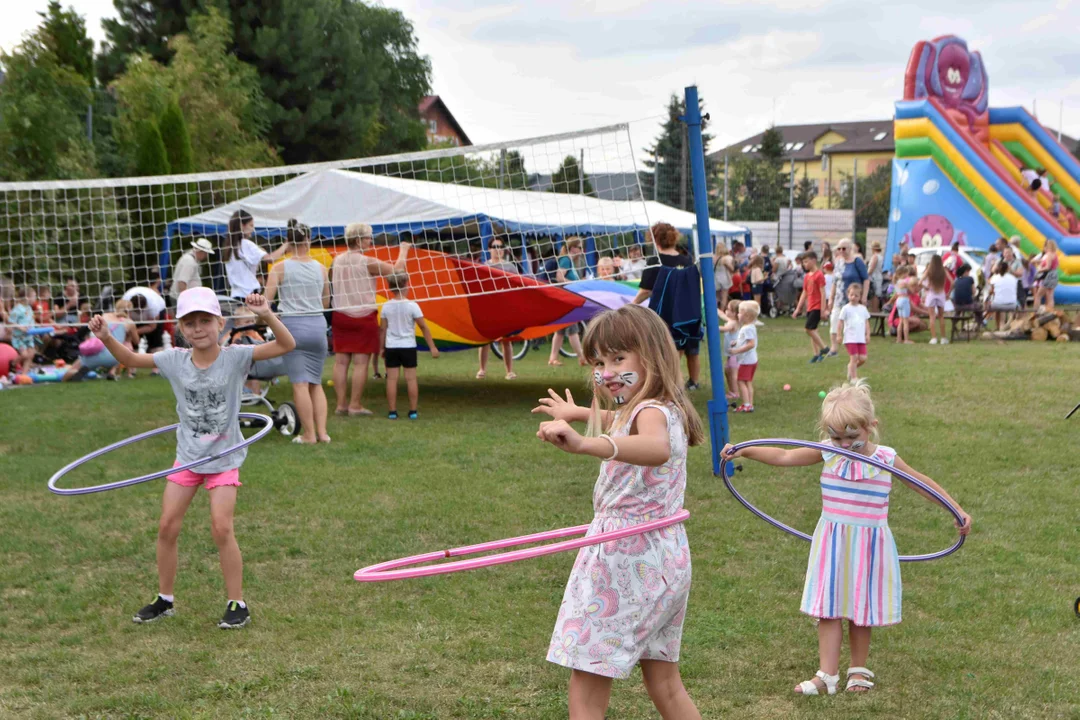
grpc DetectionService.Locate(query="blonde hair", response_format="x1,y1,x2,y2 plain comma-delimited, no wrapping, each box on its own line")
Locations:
819,379,879,443
560,236,583,256
387,271,410,292
233,305,258,321
581,304,704,446
738,299,760,322
1044,238,1059,255
345,223,374,250
727,298,741,314
113,299,133,318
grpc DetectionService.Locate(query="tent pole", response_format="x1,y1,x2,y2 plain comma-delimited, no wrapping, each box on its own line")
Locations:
682,85,729,468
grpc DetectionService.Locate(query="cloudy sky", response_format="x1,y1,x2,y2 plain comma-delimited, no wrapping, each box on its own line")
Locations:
3,0,1078,157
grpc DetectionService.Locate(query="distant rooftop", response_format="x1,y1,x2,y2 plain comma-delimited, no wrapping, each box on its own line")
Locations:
710,120,896,161
710,118,1079,161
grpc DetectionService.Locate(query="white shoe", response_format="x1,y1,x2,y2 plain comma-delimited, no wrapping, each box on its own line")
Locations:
929,338,938,344
755,320,765,327
796,670,840,695
941,338,950,344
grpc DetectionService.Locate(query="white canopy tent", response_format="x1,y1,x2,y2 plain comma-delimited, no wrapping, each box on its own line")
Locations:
170,168,747,240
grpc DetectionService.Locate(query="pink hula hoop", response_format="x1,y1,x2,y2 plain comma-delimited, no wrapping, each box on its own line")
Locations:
354,508,690,582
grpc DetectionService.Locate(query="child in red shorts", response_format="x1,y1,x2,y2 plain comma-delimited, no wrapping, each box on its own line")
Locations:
730,300,760,412
837,284,871,381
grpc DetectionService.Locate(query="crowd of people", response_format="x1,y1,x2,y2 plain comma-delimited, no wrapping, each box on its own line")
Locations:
3,210,1066,429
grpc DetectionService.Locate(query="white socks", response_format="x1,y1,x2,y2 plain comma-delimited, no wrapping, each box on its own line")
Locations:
157,594,245,607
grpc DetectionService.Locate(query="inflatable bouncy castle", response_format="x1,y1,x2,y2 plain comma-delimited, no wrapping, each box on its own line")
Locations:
888,35,1080,302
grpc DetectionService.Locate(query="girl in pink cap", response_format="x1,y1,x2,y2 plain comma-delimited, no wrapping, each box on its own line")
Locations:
89,288,295,629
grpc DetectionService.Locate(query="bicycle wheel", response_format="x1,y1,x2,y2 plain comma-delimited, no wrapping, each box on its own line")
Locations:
490,340,530,361
558,323,585,358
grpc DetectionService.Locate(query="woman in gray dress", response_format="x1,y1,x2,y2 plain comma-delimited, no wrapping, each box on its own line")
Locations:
264,220,331,444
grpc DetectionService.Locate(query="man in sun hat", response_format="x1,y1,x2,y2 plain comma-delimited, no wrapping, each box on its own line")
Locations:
170,238,215,303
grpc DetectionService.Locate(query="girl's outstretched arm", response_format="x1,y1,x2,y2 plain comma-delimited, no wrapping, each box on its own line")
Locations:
537,406,670,466
93,315,156,369
247,294,296,361
532,388,610,425
893,456,972,534
721,443,822,467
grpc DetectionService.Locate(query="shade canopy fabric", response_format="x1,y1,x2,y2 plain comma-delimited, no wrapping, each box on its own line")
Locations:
168,168,747,240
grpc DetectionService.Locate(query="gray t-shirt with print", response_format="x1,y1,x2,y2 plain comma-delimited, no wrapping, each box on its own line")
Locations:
153,345,255,474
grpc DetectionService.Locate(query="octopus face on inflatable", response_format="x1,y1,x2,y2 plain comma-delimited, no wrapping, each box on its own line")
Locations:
904,214,966,249
906,35,988,134
936,43,971,108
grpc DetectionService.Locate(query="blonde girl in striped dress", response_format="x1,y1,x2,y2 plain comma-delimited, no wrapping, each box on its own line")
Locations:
721,380,970,696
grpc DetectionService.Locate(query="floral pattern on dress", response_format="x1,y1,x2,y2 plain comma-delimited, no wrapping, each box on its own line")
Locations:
547,402,692,679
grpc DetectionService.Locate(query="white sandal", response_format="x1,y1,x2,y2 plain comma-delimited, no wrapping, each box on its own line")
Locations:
796,670,839,695
845,667,875,692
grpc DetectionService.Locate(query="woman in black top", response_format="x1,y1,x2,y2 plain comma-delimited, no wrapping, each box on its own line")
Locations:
633,222,701,390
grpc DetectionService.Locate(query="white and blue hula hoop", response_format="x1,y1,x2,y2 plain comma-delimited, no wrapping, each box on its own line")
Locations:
48,413,274,496
721,438,966,562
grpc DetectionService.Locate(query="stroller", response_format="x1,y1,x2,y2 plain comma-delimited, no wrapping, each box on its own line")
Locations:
768,267,801,317
227,315,302,438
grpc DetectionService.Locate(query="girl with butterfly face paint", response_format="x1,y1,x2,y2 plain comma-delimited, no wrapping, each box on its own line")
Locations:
532,304,705,720
720,380,971,696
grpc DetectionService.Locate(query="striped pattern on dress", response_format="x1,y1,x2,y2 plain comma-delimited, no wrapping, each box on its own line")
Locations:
800,446,902,626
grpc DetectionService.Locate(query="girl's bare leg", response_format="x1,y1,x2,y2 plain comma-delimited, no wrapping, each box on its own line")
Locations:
568,670,612,720
641,660,702,719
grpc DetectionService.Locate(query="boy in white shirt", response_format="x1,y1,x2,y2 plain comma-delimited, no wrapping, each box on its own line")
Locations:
836,284,871,381
379,273,439,420
729,300,760,413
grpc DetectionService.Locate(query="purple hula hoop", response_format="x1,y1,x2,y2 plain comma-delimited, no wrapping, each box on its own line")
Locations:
721,438,966,562
47,413,274,496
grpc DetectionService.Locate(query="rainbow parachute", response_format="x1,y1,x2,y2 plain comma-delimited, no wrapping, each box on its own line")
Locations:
306,246,638,350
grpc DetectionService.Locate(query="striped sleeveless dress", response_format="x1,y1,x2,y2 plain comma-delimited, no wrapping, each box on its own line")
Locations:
800,445,902,627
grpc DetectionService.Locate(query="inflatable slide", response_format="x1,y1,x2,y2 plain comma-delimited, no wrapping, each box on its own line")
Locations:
888,35,1080,303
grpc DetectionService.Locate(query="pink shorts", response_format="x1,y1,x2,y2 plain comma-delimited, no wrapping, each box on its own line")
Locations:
925,291,947,309
726,356,739,371
845,343,867,356
167,461,242,491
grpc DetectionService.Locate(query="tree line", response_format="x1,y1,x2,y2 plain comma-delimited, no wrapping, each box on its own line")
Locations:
0,0,433,182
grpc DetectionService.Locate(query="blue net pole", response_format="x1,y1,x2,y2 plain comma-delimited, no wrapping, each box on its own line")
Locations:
682,85,729,473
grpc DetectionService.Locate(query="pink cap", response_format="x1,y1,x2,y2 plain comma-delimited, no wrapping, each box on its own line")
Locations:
176,287,222,318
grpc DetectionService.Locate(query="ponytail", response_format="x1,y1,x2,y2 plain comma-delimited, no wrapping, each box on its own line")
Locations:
224,209,254,262
286,218,310,246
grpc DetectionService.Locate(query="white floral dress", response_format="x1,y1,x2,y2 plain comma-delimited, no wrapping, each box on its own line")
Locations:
547,402,691,679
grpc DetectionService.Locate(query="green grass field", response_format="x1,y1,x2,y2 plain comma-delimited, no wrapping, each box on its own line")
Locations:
2,319,1079,719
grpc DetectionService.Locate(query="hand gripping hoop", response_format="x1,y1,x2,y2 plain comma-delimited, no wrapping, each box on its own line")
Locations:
48,413,275,496
354,509,690,582
721,438,965,562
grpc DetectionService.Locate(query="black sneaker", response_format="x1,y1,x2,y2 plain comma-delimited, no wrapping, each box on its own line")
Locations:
388,411,398,420
133,595,174,624
685,380,701,392
218,601,250,629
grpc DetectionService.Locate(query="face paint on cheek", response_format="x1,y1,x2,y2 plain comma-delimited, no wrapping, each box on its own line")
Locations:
593,371,604,386
618,371,639,386
849,440,867,451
